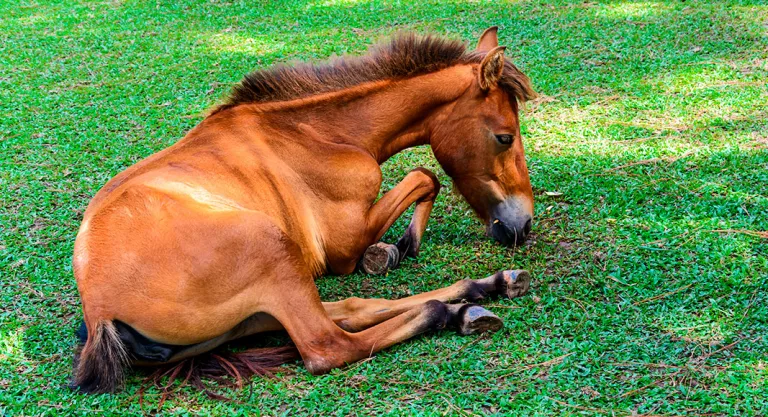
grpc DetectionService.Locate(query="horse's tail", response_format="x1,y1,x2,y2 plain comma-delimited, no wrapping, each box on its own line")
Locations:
144,345,300,402
72,319,129,393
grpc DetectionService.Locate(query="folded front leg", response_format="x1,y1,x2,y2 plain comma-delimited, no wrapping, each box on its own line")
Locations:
360,167,440,274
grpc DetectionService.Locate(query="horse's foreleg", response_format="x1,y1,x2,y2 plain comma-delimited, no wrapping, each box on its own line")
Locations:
361,167,440,274
323,269,531,332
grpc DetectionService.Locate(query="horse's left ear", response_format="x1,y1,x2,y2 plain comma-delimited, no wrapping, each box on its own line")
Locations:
478,46,506,91
476,26,499,51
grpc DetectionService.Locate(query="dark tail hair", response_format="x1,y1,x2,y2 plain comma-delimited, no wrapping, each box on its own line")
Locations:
142,346,299,404
72,320,129,393
72,320,300,398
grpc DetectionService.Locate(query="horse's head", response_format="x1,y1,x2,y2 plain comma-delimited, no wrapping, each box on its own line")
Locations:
430,27,535,247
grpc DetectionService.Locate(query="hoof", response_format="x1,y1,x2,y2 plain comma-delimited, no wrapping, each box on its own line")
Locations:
458,305,503,335
502,270,531,299
361,243,400,275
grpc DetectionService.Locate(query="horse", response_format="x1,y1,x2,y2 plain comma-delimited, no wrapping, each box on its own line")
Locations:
72,26,537,393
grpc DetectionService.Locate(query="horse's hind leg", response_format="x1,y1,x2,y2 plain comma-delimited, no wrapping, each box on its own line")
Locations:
267,270,521,375
360,168,440,274
145,270,529,365
145,270,529,366
323,269,531,332
139,270,529,365
277,299,486,375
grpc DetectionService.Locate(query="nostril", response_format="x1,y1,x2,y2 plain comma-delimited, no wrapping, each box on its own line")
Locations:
523,218,532,235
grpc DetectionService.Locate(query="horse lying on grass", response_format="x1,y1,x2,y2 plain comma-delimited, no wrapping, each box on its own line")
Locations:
72,26,537,393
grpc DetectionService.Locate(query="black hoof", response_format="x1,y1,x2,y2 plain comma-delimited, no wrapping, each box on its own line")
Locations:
457,305,503,335
361,243,400,275
502,270,531,299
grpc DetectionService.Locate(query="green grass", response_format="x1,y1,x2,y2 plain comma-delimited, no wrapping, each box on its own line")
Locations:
2,0,767,415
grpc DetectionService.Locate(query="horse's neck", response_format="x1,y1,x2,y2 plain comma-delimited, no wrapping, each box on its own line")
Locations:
251,65,473,164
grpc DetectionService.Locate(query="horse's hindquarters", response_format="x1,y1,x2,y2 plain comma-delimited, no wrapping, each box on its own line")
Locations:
75,185,304,347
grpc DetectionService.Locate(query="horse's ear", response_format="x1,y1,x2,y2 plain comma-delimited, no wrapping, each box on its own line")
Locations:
478,46,506,91
476,26,499,51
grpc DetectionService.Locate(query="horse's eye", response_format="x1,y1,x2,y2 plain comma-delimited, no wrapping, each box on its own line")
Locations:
495,134,513,145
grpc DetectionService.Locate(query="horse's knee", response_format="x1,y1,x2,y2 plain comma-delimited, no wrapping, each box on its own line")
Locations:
409,167,441,199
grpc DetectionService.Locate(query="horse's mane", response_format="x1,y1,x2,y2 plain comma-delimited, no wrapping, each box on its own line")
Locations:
215,33,536,113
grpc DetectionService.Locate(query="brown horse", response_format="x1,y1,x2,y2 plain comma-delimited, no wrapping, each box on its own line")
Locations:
72,27,536,393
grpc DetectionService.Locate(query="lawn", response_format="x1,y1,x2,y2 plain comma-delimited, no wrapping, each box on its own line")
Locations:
1,0,767,415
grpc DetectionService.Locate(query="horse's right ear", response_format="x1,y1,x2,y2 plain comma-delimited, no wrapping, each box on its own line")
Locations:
476,26,499,51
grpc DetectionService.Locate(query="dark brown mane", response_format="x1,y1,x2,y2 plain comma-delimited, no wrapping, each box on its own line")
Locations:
216,33,536,112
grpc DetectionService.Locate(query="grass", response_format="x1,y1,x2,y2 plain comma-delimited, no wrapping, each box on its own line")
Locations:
1,0,767,415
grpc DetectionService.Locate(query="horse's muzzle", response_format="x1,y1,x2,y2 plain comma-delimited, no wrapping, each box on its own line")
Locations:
488,199,532,246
